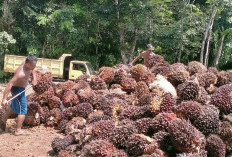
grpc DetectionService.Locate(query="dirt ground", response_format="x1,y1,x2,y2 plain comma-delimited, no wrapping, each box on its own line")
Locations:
0,84,64,157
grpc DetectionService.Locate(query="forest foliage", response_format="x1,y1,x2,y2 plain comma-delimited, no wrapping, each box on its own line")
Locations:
0,0,231,79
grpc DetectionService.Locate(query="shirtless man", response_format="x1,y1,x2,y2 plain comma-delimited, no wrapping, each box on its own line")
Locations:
0,54,37,135
130,44,155,69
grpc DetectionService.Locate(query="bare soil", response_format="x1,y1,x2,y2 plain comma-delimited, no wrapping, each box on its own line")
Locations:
0,84,63,157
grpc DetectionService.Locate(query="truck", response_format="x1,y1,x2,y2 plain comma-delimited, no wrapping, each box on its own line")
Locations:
4,54,95,81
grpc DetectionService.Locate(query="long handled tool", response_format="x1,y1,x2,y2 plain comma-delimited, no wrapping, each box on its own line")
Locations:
6,85,32,104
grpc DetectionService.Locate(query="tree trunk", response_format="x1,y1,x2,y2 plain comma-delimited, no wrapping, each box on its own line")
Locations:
177,23,183,62
129,29,138,62
204,30,212,67
119,27,127,64
149,15,153,43
3,0,15,32
115,0,119,19
41,41,47,57
213,34,225,67
204,19,214,67
177,50,182,62
200,6,217,63
115,0,127,64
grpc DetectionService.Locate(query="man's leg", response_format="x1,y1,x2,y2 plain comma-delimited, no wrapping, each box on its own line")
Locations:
15,114,25,134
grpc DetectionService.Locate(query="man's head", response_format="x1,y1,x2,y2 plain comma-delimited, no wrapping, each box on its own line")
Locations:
147,44,154,52
25,54,37,70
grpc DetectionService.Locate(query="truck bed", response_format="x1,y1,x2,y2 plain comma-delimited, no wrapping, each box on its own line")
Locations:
4,55,64,78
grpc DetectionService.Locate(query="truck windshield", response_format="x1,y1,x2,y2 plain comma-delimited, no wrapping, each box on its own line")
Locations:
86,62,95,75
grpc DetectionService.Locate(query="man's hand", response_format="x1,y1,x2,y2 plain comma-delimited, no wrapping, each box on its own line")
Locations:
32,80,37,86
31,69,37,86
1,99,8,107
128,62,133,67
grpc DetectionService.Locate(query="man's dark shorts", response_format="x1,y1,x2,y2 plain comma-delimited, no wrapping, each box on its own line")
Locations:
10,86,27,115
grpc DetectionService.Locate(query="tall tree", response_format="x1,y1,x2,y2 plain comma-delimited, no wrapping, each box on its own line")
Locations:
200,6,217,63
204,18,214,66
214,28,232,67
213,34,225,67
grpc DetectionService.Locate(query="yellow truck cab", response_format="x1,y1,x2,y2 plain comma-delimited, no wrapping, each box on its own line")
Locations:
4,54,95,81
69,60,95,80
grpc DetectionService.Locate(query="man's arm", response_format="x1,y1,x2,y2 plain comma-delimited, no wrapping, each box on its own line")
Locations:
31,70,37,86
1,75,18,106
130,52,143,65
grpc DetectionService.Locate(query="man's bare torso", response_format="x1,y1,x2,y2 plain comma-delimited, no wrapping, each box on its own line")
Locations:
13,63,31,87
141,51,155,68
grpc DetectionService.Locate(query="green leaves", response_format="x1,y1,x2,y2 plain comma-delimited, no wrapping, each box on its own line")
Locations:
0,31,16,80
36,14,50,25
0,0,231,68
0,31,16,46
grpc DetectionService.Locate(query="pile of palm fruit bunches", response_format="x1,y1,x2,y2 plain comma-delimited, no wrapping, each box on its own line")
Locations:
1,53,232,157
